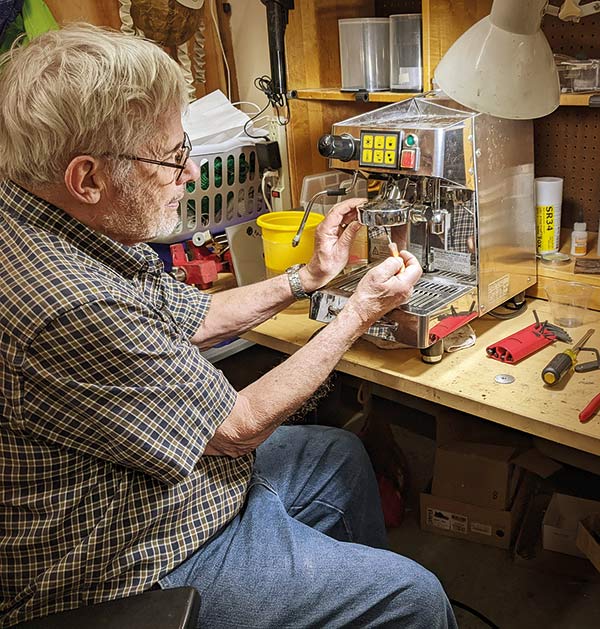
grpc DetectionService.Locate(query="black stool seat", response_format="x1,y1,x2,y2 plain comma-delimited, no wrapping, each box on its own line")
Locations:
15,586,200,629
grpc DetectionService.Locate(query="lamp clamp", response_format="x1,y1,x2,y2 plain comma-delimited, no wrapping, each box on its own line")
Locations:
545,0,600,22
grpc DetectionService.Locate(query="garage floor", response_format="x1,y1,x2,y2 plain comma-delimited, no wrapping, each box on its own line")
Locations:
386,420,600,629
216,345,600,629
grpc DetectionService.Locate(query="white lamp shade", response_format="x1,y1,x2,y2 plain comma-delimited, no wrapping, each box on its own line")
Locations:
434,12,560,119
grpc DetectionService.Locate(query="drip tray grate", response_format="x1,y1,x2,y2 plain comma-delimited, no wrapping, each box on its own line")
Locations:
325,270,473,316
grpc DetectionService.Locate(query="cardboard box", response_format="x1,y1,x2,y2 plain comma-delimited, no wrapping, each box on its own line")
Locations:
432,441,520,510
542,493,600,557
576,514,600,572
420,475,531,549
514,493,600,582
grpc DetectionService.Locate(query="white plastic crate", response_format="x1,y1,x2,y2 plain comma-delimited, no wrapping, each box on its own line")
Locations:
153,144,266,244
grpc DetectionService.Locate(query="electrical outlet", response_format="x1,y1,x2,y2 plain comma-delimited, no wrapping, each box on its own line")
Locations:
267,116,293,211
268,116,280,143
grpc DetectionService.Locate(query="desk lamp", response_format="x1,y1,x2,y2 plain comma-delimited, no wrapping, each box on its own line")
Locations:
434,0,600,119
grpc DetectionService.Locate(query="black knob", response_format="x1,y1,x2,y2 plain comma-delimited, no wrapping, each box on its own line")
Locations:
318,134,357,162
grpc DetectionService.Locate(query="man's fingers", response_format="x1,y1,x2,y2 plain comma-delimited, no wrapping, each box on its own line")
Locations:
324,197,366,228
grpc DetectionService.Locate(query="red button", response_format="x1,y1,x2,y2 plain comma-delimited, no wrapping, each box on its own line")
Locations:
400,149,416,169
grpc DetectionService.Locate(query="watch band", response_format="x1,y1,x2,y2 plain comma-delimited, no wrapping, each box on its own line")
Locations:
285,263,311,300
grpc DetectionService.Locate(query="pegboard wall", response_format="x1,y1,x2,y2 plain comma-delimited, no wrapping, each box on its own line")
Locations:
536,7,600,232
534,108,600,232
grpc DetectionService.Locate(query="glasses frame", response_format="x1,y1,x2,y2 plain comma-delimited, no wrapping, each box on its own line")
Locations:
112,132,192,182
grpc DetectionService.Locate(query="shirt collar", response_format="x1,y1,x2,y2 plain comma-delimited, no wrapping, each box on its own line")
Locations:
0,179,163,278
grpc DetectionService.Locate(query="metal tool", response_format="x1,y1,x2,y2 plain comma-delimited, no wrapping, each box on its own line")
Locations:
541,329,595,386
292,171,360,247
541,324,572,344
574,347,600,373
170,235,232,290
531,310,572,343
384,227,405,264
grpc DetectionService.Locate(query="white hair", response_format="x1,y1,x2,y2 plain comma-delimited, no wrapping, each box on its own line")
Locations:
0,23,189,185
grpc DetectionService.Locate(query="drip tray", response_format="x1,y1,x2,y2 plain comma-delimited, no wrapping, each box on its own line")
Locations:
313,267,474,316
405,277,473,314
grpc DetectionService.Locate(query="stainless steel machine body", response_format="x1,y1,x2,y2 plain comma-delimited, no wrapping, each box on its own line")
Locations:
310,96,536,349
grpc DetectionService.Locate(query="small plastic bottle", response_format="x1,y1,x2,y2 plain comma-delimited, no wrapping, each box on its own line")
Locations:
571,221,588,257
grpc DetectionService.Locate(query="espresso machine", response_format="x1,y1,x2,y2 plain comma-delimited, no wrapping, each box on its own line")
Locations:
309,96,536,361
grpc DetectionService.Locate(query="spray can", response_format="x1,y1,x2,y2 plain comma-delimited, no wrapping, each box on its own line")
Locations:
535,177,563,254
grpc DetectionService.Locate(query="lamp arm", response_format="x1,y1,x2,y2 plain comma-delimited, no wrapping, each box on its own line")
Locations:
545,1,600,21
578,1,600,17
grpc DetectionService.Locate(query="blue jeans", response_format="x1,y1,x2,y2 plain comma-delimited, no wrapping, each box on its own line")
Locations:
159,425,457,628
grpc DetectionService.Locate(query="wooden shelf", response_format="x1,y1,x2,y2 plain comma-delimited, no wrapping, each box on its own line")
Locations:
292,89,419,103
528,230,600,311
560,92,600,106
293,88,599,107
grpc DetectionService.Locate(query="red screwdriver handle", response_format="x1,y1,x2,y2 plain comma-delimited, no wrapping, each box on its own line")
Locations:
579,392,600,423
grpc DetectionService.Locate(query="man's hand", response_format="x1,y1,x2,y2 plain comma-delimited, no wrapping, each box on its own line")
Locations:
204,250,422,459
299,197,366,293
344,250,422,330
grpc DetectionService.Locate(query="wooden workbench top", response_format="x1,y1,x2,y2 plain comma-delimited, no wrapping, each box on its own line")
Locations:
243,300,600,456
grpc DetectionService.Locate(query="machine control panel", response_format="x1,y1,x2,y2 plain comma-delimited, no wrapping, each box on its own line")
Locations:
359,131,400,169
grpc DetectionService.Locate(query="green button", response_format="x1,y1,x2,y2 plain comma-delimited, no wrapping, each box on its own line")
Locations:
405,134,415,146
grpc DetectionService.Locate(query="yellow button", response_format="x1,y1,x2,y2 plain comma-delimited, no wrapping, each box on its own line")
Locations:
363,135,373,148
374,135,385,149
362,149,373,163
385,151,396,165
373,150,384,164
385,136,397,150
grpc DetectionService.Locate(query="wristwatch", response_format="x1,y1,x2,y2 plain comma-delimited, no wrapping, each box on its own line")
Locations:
285,263,312,300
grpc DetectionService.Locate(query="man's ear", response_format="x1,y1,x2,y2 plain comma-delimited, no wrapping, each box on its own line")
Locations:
64,155,105,204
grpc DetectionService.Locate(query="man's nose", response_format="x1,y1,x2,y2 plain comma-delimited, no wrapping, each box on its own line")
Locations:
182,156,200,183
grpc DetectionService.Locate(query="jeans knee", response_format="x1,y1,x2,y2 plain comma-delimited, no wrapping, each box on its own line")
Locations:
406,565,455,629
321,427,372,473
322,425,367,457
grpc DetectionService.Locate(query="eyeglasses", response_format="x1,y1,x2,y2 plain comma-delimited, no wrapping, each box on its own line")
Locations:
111,132,192,182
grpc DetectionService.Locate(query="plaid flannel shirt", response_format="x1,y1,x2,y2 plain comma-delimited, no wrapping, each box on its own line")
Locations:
0,180,252,626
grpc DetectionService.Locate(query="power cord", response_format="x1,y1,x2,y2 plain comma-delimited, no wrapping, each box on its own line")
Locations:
449,598,499,629
487,292,528,320
261,169,279,212
244,75,290,139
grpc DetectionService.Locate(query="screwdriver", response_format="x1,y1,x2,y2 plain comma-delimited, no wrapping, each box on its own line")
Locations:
541,328,595,386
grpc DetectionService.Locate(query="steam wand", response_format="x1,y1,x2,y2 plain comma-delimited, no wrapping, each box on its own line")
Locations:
292,171,360,247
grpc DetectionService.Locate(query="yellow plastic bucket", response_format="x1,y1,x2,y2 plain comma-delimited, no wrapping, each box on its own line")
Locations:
257,211,324,276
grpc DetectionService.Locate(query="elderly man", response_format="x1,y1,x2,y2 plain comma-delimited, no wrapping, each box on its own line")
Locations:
0,23,456,629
